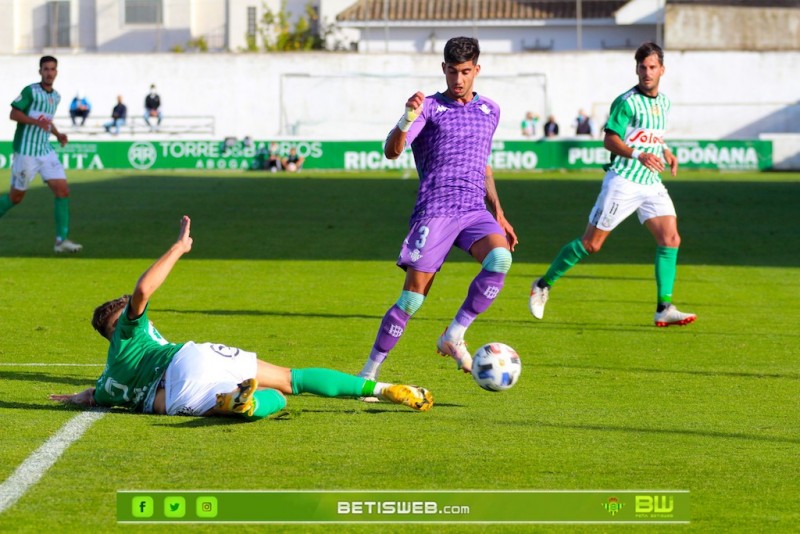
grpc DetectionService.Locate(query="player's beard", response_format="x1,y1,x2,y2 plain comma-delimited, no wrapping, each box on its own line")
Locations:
638,77,658,95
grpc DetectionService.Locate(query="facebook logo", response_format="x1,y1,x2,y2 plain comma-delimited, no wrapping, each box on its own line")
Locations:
131,496,154,518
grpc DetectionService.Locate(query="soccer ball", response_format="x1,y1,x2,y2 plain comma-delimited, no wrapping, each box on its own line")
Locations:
471,342,521,392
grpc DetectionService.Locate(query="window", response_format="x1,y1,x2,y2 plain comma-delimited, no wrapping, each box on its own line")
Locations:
246,6,257,39
125,0,163,25
47,1,70,47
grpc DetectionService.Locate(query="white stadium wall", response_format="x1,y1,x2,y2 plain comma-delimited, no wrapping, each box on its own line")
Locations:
0,51,798,143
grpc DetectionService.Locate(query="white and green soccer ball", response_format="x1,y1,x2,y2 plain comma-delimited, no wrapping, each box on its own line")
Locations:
471,342,521,392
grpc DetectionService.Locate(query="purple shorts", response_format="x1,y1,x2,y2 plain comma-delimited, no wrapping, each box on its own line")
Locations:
397,210,505,273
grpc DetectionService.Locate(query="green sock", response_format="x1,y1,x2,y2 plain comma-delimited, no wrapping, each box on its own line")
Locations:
655,246,679,304
543,238,589,286
242,389,287,421
54,197,70,241
0,194,14,218
290,368,371,397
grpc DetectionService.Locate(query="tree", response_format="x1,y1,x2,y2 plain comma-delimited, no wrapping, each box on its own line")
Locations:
248,1,326,52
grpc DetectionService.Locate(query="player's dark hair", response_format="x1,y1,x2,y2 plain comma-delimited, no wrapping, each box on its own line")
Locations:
444,37,480,64
39,55,58,67
635,42,664,65
92,295,130,340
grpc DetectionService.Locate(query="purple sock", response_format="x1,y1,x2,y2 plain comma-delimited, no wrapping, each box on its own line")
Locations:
455,270,506,327
372,305,411,356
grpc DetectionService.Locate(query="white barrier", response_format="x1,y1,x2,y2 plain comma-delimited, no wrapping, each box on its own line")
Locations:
0,51,798,144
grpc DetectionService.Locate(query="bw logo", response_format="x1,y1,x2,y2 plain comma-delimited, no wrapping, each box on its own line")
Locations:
636,495,674,513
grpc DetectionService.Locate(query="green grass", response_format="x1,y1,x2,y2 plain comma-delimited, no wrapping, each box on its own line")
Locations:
1,169,799,532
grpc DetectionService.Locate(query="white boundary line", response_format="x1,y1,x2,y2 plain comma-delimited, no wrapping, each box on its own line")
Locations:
0,411,106,515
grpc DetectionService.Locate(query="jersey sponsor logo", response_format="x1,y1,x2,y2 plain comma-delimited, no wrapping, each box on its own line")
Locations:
436,105,448,113
479,103,491,115
628,129,665,146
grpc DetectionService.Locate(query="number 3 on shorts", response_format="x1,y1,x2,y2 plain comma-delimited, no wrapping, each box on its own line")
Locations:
415,226,430,249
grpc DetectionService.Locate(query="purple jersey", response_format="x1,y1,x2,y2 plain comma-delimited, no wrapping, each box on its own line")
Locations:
404,92,500,221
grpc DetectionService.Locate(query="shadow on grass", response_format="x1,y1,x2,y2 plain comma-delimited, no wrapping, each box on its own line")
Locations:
0,370,94,387
531,421,800,445
150,404,438,427
152,416,248,428
537,363,800,381
0,400,97,412
499,318,800,338
1,174,797,267
157,308,384,321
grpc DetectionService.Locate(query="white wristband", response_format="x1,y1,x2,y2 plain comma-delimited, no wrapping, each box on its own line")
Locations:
631,149,642,160
397,106,420,133
397,116,414,133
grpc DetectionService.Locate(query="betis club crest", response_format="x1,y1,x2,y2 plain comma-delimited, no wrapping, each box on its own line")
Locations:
603,496,624,516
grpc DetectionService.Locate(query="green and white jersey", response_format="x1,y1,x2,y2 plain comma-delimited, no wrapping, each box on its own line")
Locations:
11,83,60,157
604,86,671,185
94,303,184,412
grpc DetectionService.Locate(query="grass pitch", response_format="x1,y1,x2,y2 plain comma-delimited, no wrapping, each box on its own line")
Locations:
0,169,798,532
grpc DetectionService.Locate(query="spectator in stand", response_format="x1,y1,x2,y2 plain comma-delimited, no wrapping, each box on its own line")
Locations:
575,109,594,137
266,142,281,172
281,147,304,172
521,111,539,138
144,84,162,131
254,142,281,171
104,95,127,135
69,91,91,126
543,115,559,138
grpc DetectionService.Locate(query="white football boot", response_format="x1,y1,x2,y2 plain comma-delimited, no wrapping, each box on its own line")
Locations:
529,278,549,319
436,331,473,373
54,239,83,253
654,304,697,327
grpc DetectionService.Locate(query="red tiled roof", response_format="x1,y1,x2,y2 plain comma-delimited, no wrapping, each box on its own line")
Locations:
337,0,632,22
668,0,799,6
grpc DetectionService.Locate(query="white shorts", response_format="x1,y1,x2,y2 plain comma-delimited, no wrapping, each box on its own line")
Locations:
588,170,676,231
10,152,66,191
164,341,258,416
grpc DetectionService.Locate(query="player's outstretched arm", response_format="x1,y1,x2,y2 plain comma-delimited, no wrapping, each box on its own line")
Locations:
128,216,193,319
49,387,97,408
484,166,518,251
385,91,424,159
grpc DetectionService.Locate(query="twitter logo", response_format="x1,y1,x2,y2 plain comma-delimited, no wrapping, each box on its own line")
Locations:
164,496,186,518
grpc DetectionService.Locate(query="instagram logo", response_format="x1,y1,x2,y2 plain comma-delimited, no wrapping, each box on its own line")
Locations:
196,496,218,518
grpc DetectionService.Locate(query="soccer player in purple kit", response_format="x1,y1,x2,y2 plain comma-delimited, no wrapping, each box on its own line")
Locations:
358,37,518,384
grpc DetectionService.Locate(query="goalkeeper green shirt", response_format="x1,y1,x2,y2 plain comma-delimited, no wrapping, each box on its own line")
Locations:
11,83,60,157
604,86,671,185
93,303,184,412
